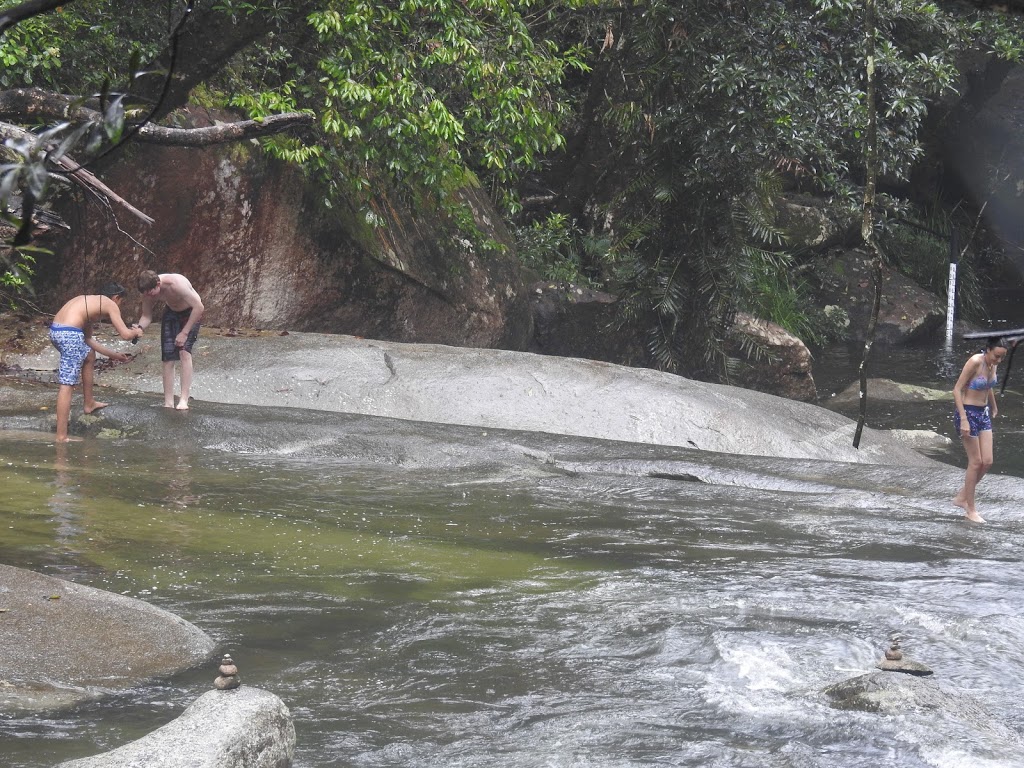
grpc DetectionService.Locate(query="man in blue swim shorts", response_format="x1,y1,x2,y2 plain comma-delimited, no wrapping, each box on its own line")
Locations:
49,282,143,441
135,270,205,409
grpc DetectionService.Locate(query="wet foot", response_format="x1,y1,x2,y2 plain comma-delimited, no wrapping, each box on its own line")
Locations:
163,402,176,408
965,510,985,523
175,400,190,411
952,494,967,510
84,401,109,414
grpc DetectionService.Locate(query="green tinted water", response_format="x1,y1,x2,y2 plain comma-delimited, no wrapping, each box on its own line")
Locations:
5,338,1024,767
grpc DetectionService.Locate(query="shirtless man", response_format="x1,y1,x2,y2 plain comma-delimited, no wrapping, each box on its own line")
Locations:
135,270,205,409
49,282,143,442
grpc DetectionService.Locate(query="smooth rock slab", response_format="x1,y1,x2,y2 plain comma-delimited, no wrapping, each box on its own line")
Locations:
57,687,295,768
0,564,215,714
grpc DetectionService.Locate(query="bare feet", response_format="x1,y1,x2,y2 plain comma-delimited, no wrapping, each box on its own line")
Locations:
56,436,84,443
175,400,190,410
965,510,986,523
164,402,176,408
952,493,967,510
84,401,109,414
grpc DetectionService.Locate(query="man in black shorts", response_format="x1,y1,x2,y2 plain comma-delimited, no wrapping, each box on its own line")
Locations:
135,270,205,409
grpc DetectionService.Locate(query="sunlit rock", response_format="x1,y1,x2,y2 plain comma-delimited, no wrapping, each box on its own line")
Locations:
56,687,295,768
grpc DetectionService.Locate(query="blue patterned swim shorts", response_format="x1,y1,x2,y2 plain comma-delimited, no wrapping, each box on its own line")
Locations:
953,404,992,438
49,324,90,385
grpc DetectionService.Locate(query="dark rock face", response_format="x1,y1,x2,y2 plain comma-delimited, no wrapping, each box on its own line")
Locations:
945,64,1024,258
528,282,648,365
45,108,531,350
813,248,946,344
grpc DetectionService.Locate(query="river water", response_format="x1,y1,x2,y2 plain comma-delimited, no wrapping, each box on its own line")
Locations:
2,336,1024,768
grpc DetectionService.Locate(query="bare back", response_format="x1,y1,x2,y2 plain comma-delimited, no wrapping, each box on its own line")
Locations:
52,295,124,333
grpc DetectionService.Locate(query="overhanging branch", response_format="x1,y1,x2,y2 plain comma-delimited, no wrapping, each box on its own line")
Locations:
0,0,78,34
136,112,315,145
0,121,154,225
0,88,314,147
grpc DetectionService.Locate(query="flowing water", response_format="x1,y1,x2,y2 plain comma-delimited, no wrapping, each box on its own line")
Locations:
2,337,1024,768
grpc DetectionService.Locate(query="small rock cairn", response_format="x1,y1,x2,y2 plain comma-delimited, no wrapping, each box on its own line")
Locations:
875,636,933,677
214,654,241,690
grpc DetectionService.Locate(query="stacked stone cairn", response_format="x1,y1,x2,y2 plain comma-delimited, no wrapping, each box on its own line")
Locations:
214,654,241,690
875,637,933,676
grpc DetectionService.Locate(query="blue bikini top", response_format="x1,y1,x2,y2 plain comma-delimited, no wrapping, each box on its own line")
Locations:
968,374,997,391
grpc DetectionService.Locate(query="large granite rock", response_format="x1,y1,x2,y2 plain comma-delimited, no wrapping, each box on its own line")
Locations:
0,564,214,714
813,248,946,344
823,671,1023,751
2,320,937,466
726,312,817,402
57,687,295,768
39,107,531,349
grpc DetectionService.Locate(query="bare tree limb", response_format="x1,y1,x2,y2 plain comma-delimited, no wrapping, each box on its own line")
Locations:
0,0,78,34
0,88,97,124
0,121,153,225
0,88,314,146
135,113,315,145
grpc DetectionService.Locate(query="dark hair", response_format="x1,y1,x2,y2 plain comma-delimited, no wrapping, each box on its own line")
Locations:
99,281,127,298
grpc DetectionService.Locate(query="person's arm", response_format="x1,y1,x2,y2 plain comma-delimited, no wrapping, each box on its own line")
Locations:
137,296,155,331
952,357,979,434
177,286,204,337
989,381,999,418
104,298,143,341
86,334,131,362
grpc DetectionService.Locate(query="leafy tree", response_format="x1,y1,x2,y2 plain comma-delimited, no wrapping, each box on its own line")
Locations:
539,0,1024,377
0,0,317,301
0,0,589,296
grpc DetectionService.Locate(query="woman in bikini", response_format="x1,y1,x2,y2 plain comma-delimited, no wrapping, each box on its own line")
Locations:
952,337,1007,523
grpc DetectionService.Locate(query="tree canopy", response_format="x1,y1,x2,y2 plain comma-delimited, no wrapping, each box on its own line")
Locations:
3,0,1024,377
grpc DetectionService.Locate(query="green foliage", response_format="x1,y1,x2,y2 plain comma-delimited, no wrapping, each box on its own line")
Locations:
0,243,36,307
0,14,63,89
0,0,166,93
216,0,590,217
570,0,1024,376
514,213,605,285
741,264,849,348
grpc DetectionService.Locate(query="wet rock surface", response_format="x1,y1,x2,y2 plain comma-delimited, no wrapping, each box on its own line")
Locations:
56,686,295,768
0,564,214,714
1,322,939,467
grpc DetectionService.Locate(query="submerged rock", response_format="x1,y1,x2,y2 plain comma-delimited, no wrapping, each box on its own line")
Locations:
0,564,214,715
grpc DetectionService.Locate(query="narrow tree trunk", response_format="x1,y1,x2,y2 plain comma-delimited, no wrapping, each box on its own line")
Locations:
853,0,881,450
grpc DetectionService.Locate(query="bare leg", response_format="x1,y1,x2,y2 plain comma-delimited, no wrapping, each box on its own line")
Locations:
175,350,193,410
55,383,74,442
162,360,177,407
955,432,991,523
81,350,109,413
